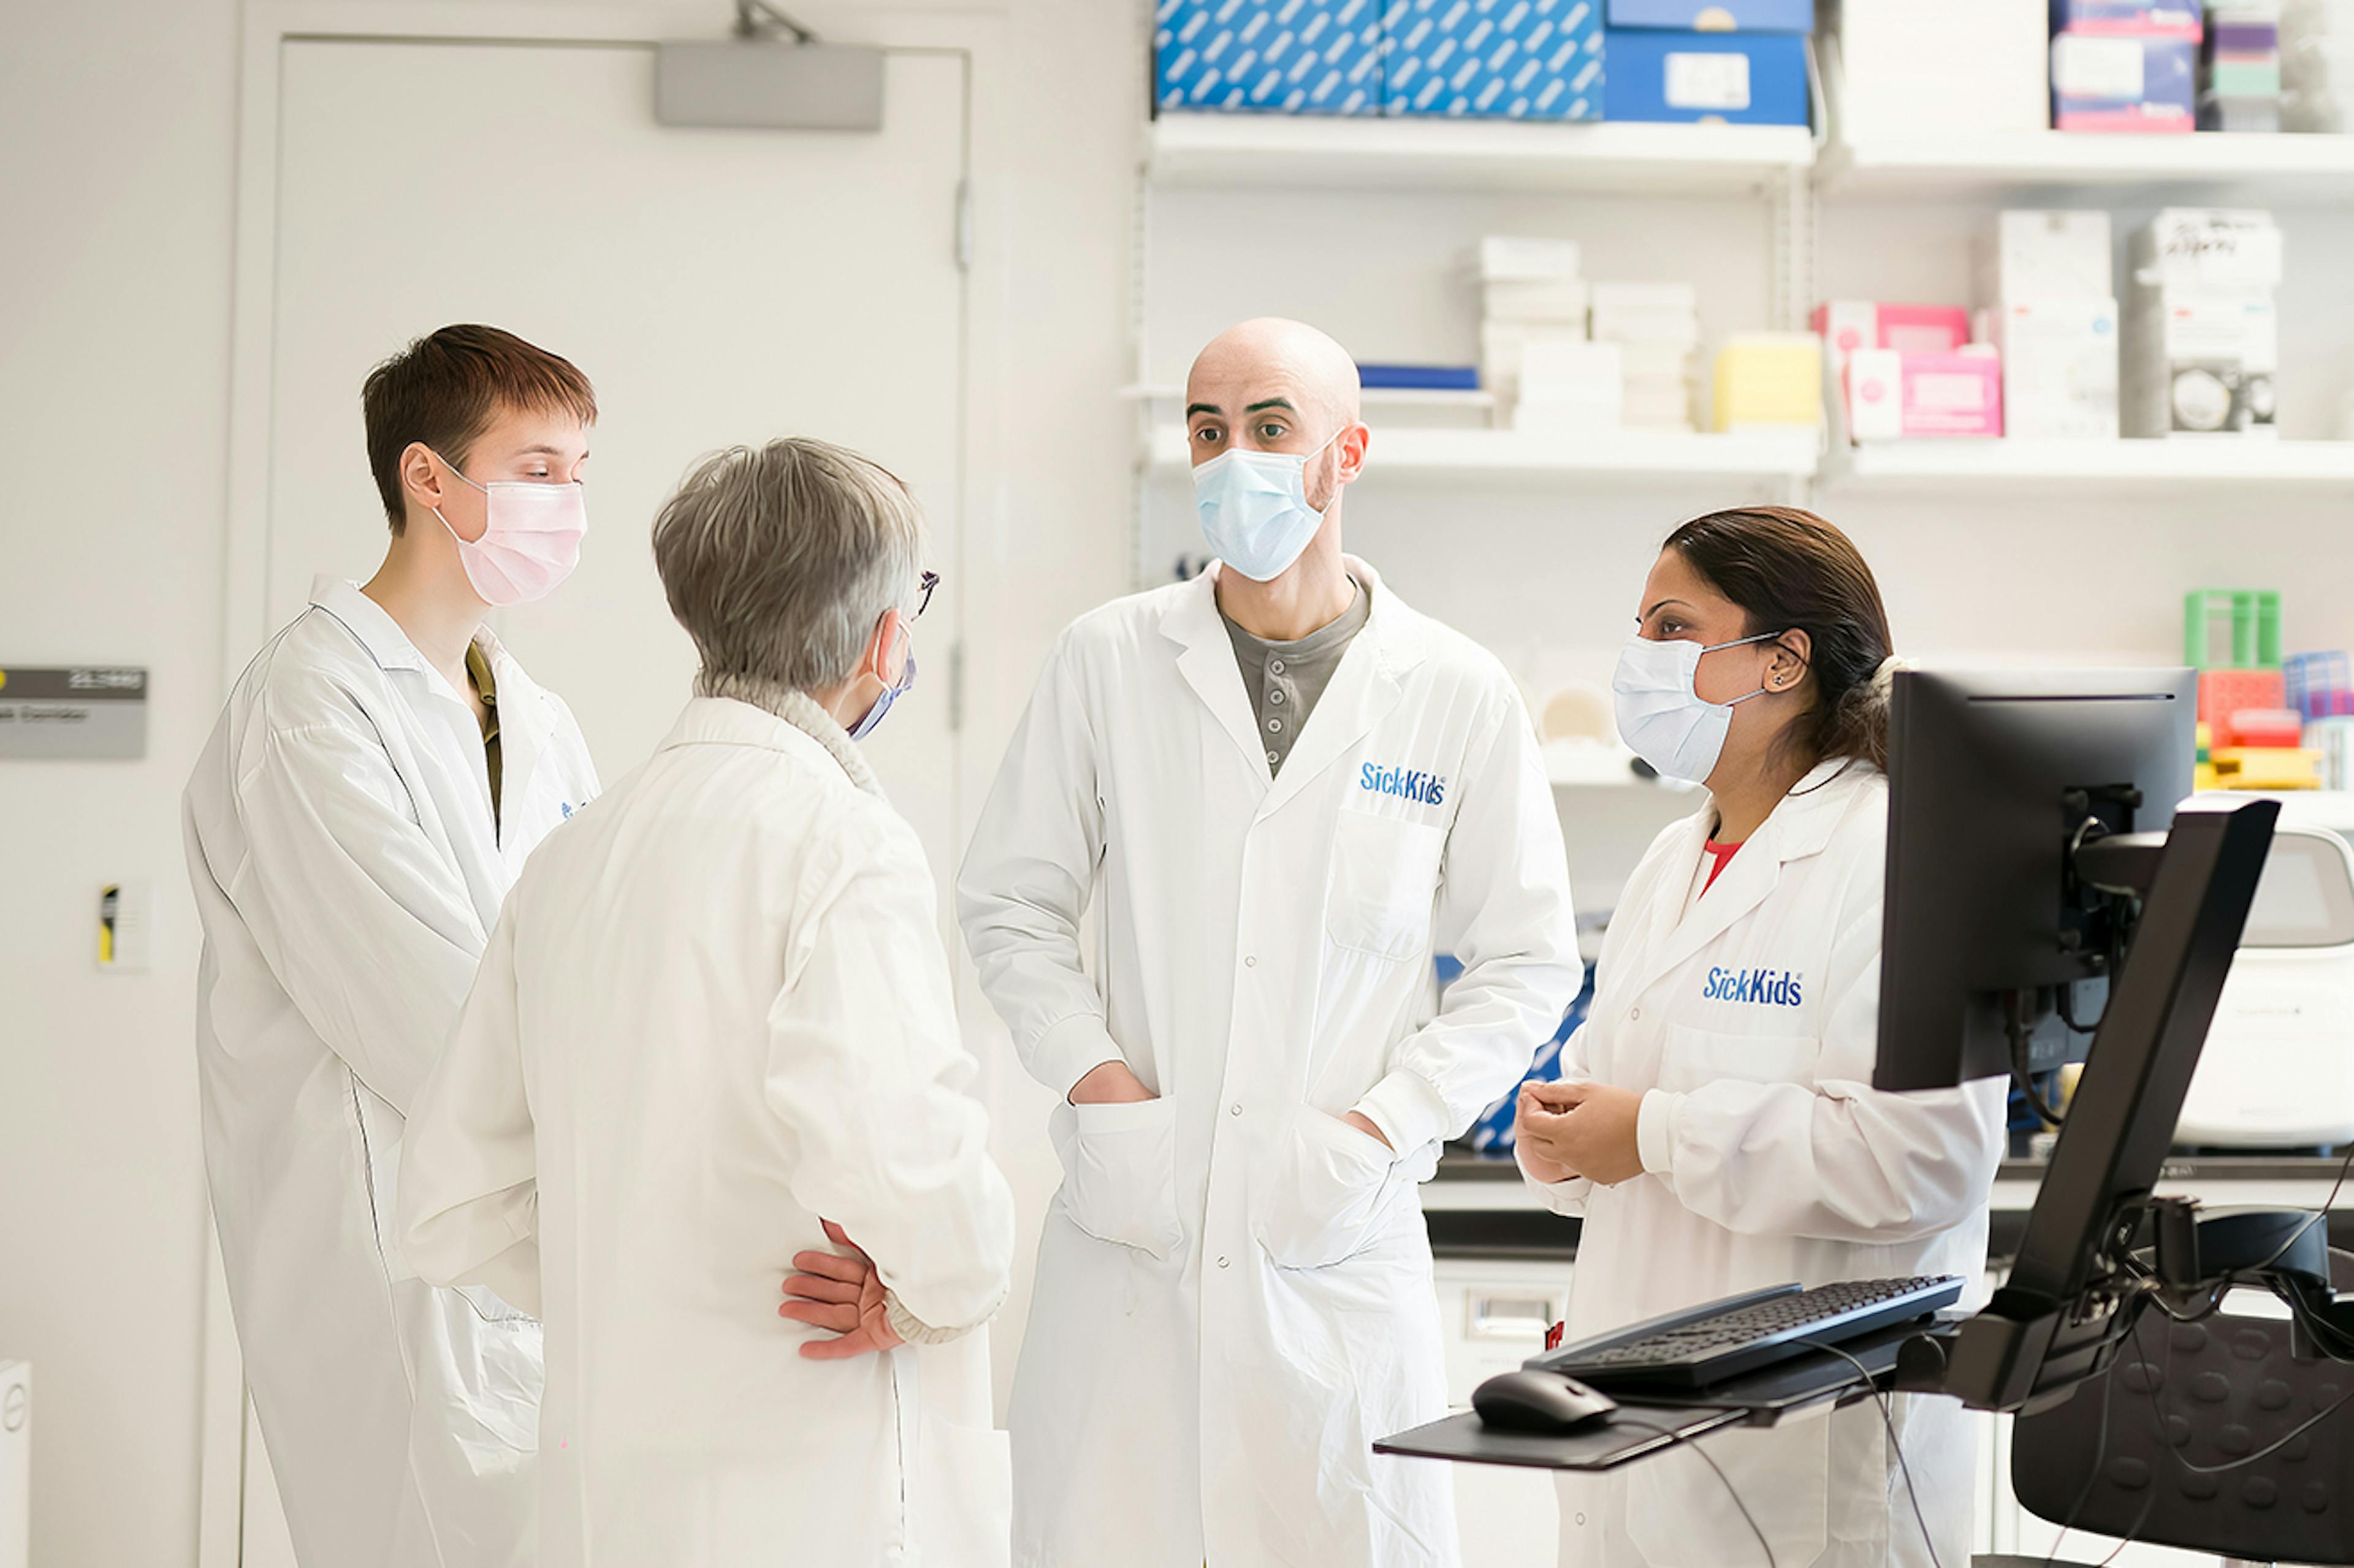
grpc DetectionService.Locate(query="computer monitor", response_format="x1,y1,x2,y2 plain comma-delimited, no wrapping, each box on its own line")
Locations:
1874,666,2280,1412
1876,667,2196,1094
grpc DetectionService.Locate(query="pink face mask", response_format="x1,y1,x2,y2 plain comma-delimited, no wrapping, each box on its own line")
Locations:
429,449,588,607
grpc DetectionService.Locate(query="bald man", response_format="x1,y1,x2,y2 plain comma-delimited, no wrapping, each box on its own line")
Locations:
956,319,1582,1566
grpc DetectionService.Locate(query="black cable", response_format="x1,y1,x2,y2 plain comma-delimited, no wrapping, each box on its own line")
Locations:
2041,1339,2120,1568
2003,994,2068,1128
1791,1338,1943,1568
1604,1414,1777,1568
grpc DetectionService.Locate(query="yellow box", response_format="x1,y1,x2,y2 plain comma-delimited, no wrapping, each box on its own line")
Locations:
1713,333,1823,433
2210,747,2322,790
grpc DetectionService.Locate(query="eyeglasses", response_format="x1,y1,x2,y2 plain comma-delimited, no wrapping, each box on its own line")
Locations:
915,570,940,621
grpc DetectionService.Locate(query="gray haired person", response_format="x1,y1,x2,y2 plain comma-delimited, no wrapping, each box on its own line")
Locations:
398,438,1019,1565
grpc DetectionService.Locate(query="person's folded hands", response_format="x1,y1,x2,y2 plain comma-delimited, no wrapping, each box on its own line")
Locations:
1515,1080,1645,1187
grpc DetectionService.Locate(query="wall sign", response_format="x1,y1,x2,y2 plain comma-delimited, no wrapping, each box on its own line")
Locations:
0,666,148,759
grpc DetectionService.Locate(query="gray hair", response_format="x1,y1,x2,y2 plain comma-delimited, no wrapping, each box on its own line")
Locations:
651,438,926,703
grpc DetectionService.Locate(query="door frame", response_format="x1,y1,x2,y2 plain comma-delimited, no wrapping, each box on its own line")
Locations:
205,4,1015,1561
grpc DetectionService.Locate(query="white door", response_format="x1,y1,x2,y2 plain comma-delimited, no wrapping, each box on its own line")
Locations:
237,34,970,1563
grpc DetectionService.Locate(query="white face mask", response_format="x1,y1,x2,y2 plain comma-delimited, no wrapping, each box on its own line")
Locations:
1190,427,1344,583
429,448,588,607
1611,630,1785,785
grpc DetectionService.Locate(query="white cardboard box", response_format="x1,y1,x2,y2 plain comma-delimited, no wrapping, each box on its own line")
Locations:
1980,210,2114,303
2124,290,2280,435
1990,298,2120,439
2131,210,2286,290
1835,0,2052,137
1486,279,1593,324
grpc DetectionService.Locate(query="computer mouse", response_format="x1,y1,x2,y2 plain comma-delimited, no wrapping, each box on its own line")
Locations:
1472,1369,1619,1433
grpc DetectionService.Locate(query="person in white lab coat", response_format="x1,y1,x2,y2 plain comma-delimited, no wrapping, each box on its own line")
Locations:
953,318,1583,1567
398,437,1019,1567
183,325,602,1566
1514,506,2008,1568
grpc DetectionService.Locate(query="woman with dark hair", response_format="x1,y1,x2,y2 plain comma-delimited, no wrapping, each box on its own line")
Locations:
1514,507,2006,1568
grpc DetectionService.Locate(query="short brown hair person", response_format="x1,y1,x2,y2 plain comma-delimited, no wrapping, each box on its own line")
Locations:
361,325,598,533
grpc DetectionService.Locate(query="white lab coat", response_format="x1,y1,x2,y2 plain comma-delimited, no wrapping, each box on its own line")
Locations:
183,576,599,1567
398,693,1019,1567
958,560,1582,1568
1522,759,2006,1568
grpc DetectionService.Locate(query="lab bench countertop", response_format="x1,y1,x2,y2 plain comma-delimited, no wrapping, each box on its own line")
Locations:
1423,1147,2354,1263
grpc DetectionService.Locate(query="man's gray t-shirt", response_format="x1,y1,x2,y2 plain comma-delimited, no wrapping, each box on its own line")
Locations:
1217,577,1373,777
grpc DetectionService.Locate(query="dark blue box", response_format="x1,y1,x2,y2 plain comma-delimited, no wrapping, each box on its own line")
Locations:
1156,0,1385,116
1384,0,1605,120
1601,29,1810,123
1605,0,1814,31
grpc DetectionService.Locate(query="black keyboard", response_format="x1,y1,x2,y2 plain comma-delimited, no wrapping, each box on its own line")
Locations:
1530,1276,1964,1391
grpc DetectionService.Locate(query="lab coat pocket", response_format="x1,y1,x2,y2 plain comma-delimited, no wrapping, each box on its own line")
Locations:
1625,1414,1830,1567
1326,811,1446,961
1256,1108,1406,1270
1053,1098,1184,1258
909,1419,1011,1568
1657,1025,1821,1095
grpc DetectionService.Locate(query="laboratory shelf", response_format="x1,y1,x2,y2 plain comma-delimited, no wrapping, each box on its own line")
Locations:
1122,382,1496,411
1820,129,2354,204
1820,438,2354,491
1146,113,1817,196
1146,424,1821,482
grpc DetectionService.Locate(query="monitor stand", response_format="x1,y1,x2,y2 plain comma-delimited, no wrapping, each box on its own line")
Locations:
1914,796,2280,1414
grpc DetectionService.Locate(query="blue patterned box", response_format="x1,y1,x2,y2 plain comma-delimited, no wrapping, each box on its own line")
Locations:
1384,0,1606,120
1156,0,1385,115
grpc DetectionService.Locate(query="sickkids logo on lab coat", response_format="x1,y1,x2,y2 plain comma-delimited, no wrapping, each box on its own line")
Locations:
1702,966,1805,1008
1360,762,1447,805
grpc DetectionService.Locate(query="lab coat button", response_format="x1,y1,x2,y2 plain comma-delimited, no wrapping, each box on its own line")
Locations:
1217,1255,1230,1268
1230,1103,1242,1117
1631,1007,1641,1021
1244,956,1256,967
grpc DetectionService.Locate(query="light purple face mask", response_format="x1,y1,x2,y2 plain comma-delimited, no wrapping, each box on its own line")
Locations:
430,449,588,607
849,624,916,741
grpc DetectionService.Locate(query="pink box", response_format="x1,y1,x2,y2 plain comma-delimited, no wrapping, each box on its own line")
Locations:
1811,302,1975,386
1845,348,2005,440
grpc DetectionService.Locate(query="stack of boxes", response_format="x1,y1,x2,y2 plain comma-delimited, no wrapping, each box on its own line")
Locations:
2287,650,2354,789
1599,1,1814,124
2051,0,2204,132
1977,211,2120,441
1477,238,1620,433
1154,1,1607,120
1813,302,2000,441
1830,0,2052,139
2187,590,2320,791
1593,283,1702,432
2283,0,2354,129
2124,208,2282,438
2202,0,2285,127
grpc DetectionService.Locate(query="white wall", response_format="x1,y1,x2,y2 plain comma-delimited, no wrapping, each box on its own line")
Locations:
0,2,241,1563
0,1,1141,1561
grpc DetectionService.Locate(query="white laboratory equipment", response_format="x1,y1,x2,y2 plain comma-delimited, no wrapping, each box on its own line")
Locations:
2177,820,2354,1147
0,1361,26,1568
1432,1256,1571,1568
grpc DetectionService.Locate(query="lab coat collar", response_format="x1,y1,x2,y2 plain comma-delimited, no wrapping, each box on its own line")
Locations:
1626,757,1878,1001
308,576,435,679
658,693,884,797
1161,556,1426,817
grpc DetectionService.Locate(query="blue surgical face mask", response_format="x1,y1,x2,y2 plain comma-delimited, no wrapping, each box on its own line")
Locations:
1190,426,1346,583
1611,630,1786,785
848,623,915,742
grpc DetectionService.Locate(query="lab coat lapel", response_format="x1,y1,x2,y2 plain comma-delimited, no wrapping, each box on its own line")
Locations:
475,628,547,838
1255,558,1416,822
1621,759,1867,1000
1161,569,1274,782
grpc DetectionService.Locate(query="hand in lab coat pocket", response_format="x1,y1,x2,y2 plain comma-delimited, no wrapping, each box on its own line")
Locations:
1051,1098,1184,1258
1255,1108,1406,1270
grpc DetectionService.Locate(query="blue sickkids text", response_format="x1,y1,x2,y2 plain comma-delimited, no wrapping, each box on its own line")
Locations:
1703,967,1804,1007
1360,763,1446,805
